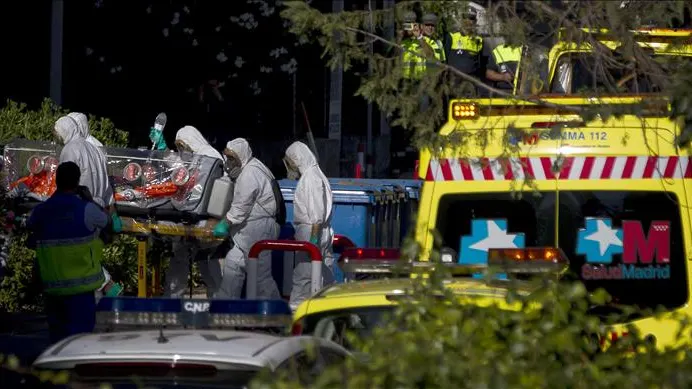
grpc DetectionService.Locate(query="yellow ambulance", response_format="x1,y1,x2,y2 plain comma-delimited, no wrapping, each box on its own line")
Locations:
293,29,692,351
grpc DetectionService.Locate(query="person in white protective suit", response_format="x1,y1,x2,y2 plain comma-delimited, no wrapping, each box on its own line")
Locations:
212,138,281,299
67,112,104,147
162,126,223,297
283,141,335,310
54,116,122,298
55,116,114,211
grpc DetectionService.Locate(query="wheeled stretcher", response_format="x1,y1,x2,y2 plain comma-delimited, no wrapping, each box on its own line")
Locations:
3,139,234,297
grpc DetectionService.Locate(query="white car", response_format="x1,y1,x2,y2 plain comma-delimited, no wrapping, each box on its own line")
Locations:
30,297,351,388
32,329,350,388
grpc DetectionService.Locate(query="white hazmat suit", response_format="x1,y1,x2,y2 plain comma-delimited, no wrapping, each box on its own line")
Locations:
67,112,104,148
55,116,113,208
285,141,335,310
215,138,281,299
163,126,223,297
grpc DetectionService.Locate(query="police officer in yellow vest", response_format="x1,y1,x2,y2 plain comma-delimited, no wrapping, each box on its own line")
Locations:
27,161,108,343
400,11,427,80
486,43,524,93
445,12,483,95
421,13,445,65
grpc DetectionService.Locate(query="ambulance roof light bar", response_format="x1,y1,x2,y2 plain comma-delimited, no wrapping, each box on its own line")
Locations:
487,247,569,274
95,297,292,332
338,247,569,277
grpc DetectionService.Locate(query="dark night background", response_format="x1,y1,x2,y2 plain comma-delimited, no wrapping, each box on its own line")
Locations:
1,0,377,175
6,0,652,177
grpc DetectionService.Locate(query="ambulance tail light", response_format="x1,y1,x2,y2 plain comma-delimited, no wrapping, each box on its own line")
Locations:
598,331,644,354
291,319,304,335
95,297,292,332
487,247,569,274
451,102,479,120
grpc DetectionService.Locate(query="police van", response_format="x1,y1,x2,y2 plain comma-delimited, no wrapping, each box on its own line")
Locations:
32,297,350,388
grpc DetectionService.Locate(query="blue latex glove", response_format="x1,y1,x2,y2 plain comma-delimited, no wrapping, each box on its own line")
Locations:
149,128,167,150
111,213,123,233
213,220,230,238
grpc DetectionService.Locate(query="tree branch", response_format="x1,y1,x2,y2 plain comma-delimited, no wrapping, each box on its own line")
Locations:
342,26,586,113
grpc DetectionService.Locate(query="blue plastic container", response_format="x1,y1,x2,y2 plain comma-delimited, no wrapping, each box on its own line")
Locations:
327,179,391,248
336,179,400,247
332,179,422,248
278,179,421,249
378,180,421,243
279,179,380,248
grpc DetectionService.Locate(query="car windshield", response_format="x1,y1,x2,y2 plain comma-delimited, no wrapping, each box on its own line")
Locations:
435,191,688,315
33,363,261,389
302,306,395,350
551,52,692,94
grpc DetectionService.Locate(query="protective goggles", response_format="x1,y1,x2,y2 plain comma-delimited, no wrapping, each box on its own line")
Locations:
175,140,192,153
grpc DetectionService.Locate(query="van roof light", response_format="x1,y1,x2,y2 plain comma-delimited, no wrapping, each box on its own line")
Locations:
95,297,292,332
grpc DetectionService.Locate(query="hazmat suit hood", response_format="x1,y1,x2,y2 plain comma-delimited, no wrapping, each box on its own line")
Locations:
55,116,82,145
68,112,89,139
285,141,318,174
175,126,223,160
216,138,281,300
68,112,104,147
57,115,112,208
226,138,252,167
285,141,335,311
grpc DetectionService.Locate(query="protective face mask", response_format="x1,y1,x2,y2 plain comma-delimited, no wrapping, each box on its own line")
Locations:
225,157,242,178
53,130,64,145
287,169,300,180
176,141,193,155
283,158,300,180
228,166,242,180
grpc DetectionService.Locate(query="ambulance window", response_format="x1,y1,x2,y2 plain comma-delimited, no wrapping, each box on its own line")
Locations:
435,191,688,314
550,53,628,94
551,52,692,95
435,192,556,258
561,191,687,313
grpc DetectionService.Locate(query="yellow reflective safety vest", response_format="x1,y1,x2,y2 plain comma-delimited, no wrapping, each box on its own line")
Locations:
449,32,483,54
424,36,446,63
30,193,105,296
491,44,524,91
491,44,523,69
402,38,426,80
